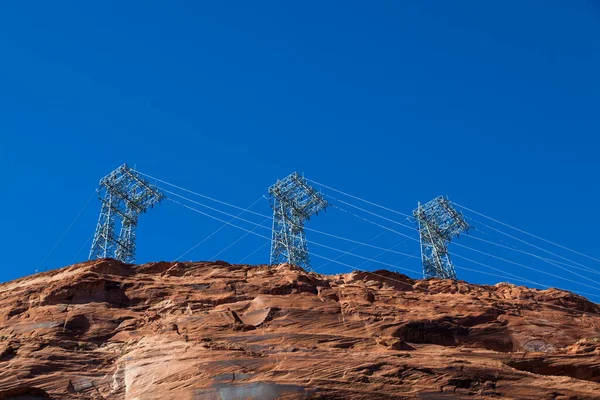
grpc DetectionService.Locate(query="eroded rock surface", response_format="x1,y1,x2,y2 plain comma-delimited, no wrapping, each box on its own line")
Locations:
0,259,599,399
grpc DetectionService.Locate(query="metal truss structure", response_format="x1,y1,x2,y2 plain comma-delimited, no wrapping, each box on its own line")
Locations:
89,164,165,264
413,196,469,280
268,172,328,270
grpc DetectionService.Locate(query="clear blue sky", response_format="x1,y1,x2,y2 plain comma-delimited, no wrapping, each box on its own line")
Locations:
1,2,599,299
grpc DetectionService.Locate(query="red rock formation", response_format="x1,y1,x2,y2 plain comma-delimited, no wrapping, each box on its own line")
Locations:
0,259,599,399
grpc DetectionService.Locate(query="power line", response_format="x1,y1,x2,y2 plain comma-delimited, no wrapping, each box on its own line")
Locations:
167,183,600,294
451,264,600,299
171,194,600,309
339,241,420,277
168,197,421,276
309,240,421,276
332,204,419,243
165,189,270,230
309,228,418,259
453,201,600,265
148,174,421,262
210,217,270,261
143,170,600,299
142,170,600,279
453,265,545,289
238,242,270,264
314,231,386,271
313,182,599,281
452,252,539,287
156,173,558,279
453,242,600,292
463,214,600,275
321,189,600,286
175,196,264,261
329,195,416,232
451,253,600,299
168,193,600,298
168,189,419,259
313,248,600,301
305,178,413,219
137,171,272,219
464,233,600,276
39,191,95,271
73,232,95,264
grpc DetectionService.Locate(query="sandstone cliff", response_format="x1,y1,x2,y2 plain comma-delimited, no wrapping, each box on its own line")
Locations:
0,259,599,399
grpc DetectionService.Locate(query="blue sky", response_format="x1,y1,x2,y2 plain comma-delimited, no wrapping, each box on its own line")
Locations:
1,2,600,300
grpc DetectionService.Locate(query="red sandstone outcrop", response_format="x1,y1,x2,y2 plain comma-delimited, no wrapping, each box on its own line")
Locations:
0,259,599,399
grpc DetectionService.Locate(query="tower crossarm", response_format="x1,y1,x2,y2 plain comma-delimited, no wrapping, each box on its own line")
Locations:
268,172,328,270
413,196,469,280
89,164,165,264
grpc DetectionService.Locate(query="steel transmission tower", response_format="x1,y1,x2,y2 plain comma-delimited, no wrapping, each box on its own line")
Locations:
89,164,165,264
413,196,469,280
268,172,328,270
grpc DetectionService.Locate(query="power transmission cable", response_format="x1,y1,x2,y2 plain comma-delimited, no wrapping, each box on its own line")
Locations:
452,265,542,288
144,170,600,280
321,188,600,285
310,240,420,275
537,257,595,271
453,201,600,265
463,233,600,276
167,192,438,283
332,204,420,243
305,178,413,219
464,221,600,282
144,176,423,266
168,198,422,276
328,195,416,232
165,182,599,294
142,171,414,241
164,188,270,227
314,239,421,276
38,191,96,271
137,171,272,219
209,217,271,261
312,247,600,301
460,220,589,274
452,252,539,285
169,195,600,298
316,231,386,270
306,178,600,280
169,198,272,240
374,256,600,299
199,195,600,294
144,171,599,297
461,214,600,274
448,252,600,298
72,232,95,264
156,173,564,279
310,238,600,300
174,196,264,261
452,242,600,291
172,196,600,308
467,217,591,272
331,196,600,287
450,264,600,299
166,189,420,259
309,222,418,258
238,242,270,264
465,224,588,273
355,247,417,271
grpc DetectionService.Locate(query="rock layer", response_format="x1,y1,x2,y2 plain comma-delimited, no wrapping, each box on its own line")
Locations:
0,259,599,399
